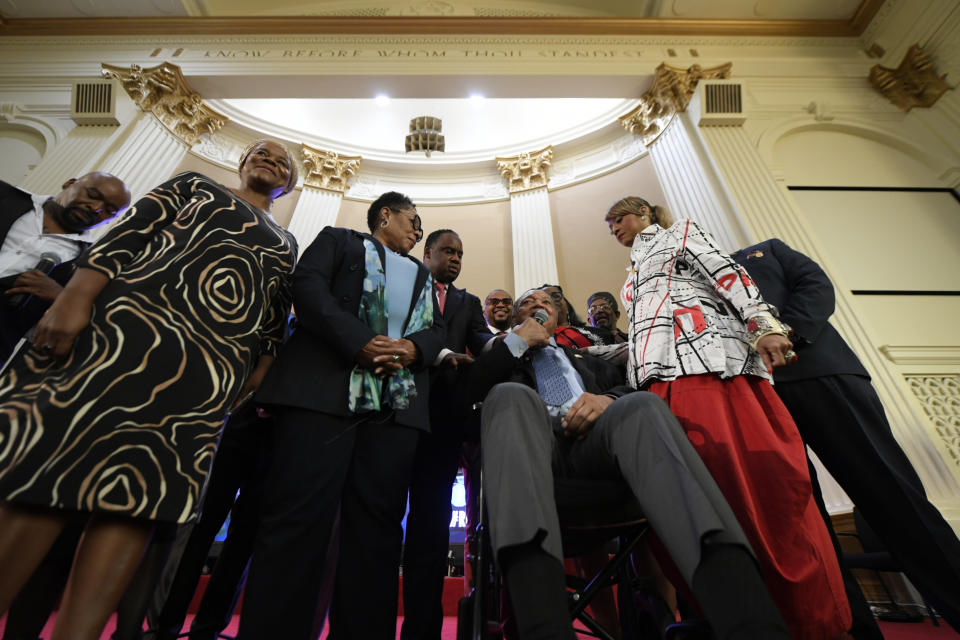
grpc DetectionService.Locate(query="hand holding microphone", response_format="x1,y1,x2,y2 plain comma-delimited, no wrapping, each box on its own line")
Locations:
514,309,552,348
6,252,63,308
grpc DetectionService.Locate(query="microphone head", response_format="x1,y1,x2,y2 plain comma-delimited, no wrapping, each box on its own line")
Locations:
533,309,549,325
39,252,62,265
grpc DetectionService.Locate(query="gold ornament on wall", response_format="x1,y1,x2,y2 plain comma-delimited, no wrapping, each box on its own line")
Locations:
101,61,228,146
869,44,952,112
301,144,361,193
619,61,733,146
496,146,553,193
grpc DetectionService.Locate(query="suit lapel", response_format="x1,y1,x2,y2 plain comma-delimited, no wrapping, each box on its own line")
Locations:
442,284,464,319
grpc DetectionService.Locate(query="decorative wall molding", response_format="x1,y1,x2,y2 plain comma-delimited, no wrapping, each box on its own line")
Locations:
881,345,960,366
0,16,881,39
906,375,960,470
301,144,361,193
101,61,228,146
618,61,732,146
496,146,553,193
869,44,953,112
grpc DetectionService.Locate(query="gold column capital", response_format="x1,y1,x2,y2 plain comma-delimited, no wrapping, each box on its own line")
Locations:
300,144,362,193
619,61,732,146
869,45,952,112
496,146,553,194
101,61,228,146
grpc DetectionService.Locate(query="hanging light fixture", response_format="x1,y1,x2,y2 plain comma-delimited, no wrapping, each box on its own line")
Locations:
405,116,445,157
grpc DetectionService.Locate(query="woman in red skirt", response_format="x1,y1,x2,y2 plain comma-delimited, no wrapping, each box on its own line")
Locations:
605,196,851,639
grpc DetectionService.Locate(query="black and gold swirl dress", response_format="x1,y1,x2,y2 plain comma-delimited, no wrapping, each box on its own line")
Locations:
0,172,296,523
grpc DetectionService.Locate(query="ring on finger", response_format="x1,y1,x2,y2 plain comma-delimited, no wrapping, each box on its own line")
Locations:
392,354,400,362
41,344,53,351
784,349,797,362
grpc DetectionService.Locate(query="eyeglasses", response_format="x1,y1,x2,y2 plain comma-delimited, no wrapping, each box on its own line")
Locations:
486,297,512,307
392,208,423,242
588,303,614,314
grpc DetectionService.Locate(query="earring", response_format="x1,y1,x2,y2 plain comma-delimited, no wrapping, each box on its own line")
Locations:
380,219,389,229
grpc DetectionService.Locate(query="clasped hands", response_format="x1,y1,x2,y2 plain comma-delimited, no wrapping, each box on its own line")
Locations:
755,333,796,373
358,335,418,378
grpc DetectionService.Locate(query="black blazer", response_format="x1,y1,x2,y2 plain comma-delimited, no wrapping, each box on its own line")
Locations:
454,337,626,430
255,226,446,431
732,238,869,383
428,284,494,437
0,181,88,360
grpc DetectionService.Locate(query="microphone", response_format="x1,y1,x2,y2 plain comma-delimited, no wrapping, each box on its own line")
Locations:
8,251,62,308
533,309,549,325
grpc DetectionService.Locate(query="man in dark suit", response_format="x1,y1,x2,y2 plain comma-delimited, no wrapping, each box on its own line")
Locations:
458,288,790,640
734,238,960,634
239,192,446,640
401,229,492,640
0,173,130,361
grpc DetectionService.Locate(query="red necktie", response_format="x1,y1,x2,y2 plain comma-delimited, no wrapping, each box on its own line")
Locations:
435,282,447,314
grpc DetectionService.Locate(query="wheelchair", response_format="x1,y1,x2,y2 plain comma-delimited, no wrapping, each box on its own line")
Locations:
458,475,705,640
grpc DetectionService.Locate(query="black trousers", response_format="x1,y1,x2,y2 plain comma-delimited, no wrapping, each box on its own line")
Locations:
238,408,420,640
400,431,462,640
151,403,270,640
777,374,960,631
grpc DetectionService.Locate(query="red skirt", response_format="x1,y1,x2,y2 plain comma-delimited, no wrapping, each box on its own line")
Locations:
647,374,851,640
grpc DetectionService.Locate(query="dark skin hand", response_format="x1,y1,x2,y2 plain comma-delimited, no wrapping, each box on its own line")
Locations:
561,393,615,439
755,333,794,373
440,352,474,370
357,335,419,378
31,268,108,358
5,271,63,303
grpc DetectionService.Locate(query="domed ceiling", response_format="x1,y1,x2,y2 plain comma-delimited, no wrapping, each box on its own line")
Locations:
215,97,635,162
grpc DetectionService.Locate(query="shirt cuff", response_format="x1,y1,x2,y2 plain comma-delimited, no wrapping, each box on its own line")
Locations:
433,347,453,366
504,332,529,358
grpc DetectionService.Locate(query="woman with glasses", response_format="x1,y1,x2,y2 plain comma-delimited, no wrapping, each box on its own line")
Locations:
605,196,851,640
238,191,446,640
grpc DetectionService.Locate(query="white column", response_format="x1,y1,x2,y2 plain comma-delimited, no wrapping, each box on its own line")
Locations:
95,112,188,202
286,186,343,253
699,124,960,517
647,113,752,252
19,125,120,194
510,187,559,295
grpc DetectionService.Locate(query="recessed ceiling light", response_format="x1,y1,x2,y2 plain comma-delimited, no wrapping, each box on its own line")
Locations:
375,94,390,106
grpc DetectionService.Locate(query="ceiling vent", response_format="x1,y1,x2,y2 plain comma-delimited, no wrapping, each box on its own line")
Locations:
689,80,746,126
71,79,120,125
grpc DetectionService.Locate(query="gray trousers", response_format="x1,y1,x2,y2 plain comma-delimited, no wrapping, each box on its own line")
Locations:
481,383,751,585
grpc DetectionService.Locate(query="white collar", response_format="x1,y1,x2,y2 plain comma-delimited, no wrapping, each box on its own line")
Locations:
30,192,93,243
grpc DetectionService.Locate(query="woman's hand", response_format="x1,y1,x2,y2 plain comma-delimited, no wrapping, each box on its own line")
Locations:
31,291,94,358
357,336,419,377
5,270,64,303
756,333,795,373
236,355,275,405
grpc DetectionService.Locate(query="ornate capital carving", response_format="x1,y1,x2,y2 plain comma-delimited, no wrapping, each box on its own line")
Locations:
619,61,732,146
101,62,228,146
300,144,361,193
496,146,553,193
869,44,952,112
0,102,20,122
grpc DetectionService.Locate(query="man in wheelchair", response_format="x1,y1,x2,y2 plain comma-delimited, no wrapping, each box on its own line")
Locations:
455,288,791,640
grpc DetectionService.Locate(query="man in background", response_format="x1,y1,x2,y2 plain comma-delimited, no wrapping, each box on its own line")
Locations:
402,229,492,640
0,173,130,361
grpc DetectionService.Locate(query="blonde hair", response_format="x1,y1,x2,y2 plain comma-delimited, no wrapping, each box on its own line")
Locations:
239,139,299,197
605,196,674,229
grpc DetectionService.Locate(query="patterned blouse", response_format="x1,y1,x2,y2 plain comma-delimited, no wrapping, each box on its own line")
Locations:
620,219,777,389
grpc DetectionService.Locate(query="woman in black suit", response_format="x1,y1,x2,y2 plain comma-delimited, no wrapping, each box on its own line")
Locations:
239,191,446,640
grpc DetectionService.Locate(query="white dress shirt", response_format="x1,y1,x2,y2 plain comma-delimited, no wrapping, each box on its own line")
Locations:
0,192,90,279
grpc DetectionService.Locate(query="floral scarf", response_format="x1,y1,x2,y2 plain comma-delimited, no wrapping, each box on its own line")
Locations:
348,239,434,413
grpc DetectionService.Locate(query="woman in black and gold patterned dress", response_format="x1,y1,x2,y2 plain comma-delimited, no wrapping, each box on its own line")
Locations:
0,140,298,640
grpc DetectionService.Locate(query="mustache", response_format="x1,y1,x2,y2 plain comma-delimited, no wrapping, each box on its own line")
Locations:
48,201,98,232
